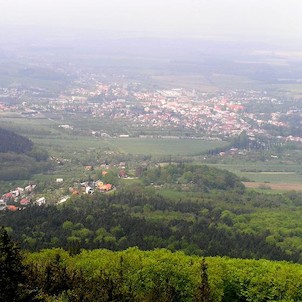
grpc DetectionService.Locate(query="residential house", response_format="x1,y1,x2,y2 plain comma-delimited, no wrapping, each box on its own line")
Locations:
36,197,46,206
0,199,6,211
20,198,30,206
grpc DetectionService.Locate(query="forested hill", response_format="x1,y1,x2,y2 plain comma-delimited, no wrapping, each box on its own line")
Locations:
0,128,50,181
2,190,300,262
142,164,245,191
0,127,33,153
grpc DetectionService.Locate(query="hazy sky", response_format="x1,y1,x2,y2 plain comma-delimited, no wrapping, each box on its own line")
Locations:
1,0,302,40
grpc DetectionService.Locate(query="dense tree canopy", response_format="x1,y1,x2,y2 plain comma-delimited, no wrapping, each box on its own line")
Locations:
1,189,299,262
0,128,50,181
20,247,302,302
0,127,33,154
0,227,25,301
142,164,245,192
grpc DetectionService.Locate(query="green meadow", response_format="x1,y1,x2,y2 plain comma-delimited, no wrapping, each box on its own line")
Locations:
208,162,302,184
106,138,226,156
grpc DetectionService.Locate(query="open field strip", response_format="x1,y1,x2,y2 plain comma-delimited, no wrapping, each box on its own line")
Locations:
240,172,302,184
258,172,296,174
244,182,302,191
106,137,227,155
207,163,302,184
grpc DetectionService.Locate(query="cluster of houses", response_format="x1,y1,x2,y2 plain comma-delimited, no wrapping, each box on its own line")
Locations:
69,180,113,196
0,163,130,211
0,167,124,211
3,72,302,144
66,165,132,197
0,184,46,211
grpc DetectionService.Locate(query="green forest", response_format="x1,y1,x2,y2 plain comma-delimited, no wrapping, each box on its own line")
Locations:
3,164,302,301
1,189,298,261
2,165,302,261
142,164,245,191
2,226,302,302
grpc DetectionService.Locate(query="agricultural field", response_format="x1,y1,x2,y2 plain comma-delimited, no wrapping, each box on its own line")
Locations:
2,115,302,193
0,116,227,156
208,162,302,186
240,172,302,184
106,137,226,156
244,181,302,192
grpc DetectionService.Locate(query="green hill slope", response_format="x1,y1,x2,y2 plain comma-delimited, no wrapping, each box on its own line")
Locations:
0,127,33,153
0,128,50,182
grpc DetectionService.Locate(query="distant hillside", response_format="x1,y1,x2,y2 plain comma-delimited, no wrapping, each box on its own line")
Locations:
0,127,33,153
0,128,50,182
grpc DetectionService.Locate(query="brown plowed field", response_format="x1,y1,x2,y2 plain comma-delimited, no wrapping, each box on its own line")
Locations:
243,182,302,191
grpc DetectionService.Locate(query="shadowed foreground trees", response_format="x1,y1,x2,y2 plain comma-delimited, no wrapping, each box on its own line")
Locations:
0,227,25,301
195,258,213,302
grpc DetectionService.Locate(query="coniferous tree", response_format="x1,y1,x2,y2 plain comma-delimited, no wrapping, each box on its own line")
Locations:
0,227,25,301
195,258,213,302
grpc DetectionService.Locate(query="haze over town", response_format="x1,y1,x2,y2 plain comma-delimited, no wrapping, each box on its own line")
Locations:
4,2,302,301
1,0,302,41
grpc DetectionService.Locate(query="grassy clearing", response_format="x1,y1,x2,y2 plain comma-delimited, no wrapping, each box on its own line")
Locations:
106,138,227,156
240,172,302,184
32,136,106,152
207,163,302,184
30,136,227,158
